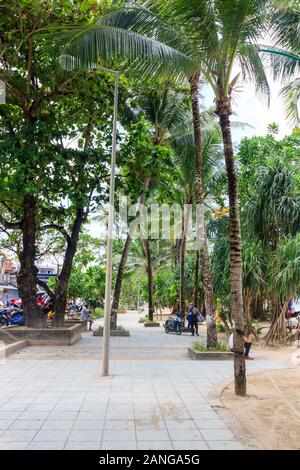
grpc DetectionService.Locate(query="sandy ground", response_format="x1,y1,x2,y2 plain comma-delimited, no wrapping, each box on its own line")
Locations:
222,356,300,450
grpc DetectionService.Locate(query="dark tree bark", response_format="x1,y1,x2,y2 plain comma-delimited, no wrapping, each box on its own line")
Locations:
111,176,150,328
189,73,218,347
53,208,84,326
217,101,246,396
17,194,46,328
143,239,154,322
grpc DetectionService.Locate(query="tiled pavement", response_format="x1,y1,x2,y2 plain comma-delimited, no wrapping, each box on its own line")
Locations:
0,313,284,450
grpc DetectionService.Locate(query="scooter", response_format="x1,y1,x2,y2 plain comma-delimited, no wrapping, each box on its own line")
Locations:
164,313,184,335
0,307,25,327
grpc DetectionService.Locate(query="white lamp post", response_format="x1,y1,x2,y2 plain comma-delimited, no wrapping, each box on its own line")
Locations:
101,70,119,377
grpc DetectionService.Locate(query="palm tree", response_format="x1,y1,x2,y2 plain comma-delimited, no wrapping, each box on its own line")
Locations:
173,112,223,345
111,85,190,326
103,0,269,394
263,3,300,126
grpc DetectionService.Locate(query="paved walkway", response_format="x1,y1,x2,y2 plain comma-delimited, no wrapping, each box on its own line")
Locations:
0,312,284,450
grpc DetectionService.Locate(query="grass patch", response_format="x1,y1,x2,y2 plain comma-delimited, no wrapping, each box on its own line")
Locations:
93,307,104,318
192,341,229,352
138,316,148,323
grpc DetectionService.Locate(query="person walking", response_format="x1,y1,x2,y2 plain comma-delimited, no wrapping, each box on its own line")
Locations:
191,305,199,337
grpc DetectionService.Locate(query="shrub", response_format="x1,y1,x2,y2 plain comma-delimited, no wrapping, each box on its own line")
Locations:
192,341,230,352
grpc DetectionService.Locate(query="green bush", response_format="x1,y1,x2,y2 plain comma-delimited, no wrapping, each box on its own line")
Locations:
138,315,148,323
192,341,229,352
93,307,104,318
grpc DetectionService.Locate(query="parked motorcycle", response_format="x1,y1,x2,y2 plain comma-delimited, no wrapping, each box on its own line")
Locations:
164,313,184,335
0,307,25,327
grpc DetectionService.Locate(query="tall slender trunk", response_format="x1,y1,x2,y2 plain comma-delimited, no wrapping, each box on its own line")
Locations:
53,208,84,326
179,200,191,317
143,239,154,321
111,176,150,328
18,194,46,328
189,73,218,347
193,250,200,308
179,214,186,317
217,105,246,396
201,232,217,348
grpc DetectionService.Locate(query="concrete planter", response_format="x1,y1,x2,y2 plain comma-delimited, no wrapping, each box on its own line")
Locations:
0,340,29,358
93,328,130,337
7,324,81,346
144,322,160,327
65,319,88,333
188,347,233,360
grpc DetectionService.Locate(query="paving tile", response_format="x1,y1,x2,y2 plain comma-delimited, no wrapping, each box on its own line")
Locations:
65,442,100,450
33,429,70,442
136,429,170,441
68,430,103,442
137,441,173,450
9,420,44,430
101,442,137,450
165,419,198,431
0,412,21,421
28,442,66,450
73,420,104,430
47,411,78,420
41,420,74,430
172,440,209,450
195,419,228,430
104,420,135,430
102,430,136,442
0,442,30,450
200,429,235,441
0,420,14,430
77,412,106,420
207,440,244,450
167,429,204,441
0,430,38,442
18,411,50,421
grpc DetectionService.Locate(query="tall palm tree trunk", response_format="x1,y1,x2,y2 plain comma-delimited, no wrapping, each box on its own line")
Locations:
217,105,246,396
201,232,218,347
193,249,200,308
143,239,154,321
189,73,218,348
179,200,192,317
111,176,150,328
179,224,186,317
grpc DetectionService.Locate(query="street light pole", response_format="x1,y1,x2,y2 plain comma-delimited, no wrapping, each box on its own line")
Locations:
101,71,119,377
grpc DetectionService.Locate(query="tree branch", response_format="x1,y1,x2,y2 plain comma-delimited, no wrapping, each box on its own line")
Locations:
36,279,55,301
0,212,21,229
40,224,71,243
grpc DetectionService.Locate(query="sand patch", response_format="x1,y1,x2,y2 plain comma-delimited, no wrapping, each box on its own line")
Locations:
222,367,300,450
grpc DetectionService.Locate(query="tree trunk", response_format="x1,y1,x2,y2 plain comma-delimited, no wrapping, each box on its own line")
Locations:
189,73,218,347
179,201,191,317
218,107,246,396
201,232,218,348
53,208,84,326
111,177,150,328
179,235,185,317
17,194,46,328
143,239,154,322
263,299,287,345
193,249,200,308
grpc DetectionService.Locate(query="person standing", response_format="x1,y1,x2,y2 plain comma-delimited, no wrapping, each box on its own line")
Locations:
191,305,199,337
80,304,90,322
